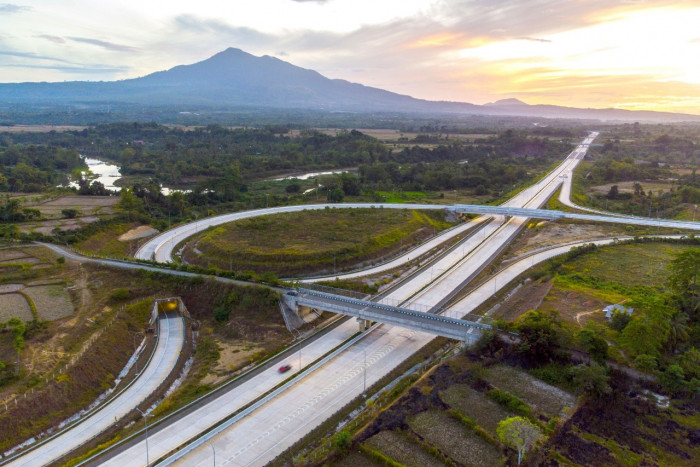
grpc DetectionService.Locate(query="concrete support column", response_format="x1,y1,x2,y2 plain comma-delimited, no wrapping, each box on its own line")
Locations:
357,318,370,332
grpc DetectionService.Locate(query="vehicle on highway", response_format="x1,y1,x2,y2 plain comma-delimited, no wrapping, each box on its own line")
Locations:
278,364,292,373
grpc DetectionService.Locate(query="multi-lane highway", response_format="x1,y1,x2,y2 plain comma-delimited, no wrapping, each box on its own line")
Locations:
98,133,606,466
6,313,184,467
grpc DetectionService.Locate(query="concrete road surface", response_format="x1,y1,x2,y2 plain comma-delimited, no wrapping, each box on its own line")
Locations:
6,314,184,467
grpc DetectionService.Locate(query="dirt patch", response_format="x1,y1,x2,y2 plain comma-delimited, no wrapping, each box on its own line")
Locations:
201,340,264,385
538,287,609,327
493,280,553,322
0,293,33,321
118,225,159,241
517,223,618,255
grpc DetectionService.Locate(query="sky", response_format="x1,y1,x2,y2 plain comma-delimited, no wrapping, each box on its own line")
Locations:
1,0,700,114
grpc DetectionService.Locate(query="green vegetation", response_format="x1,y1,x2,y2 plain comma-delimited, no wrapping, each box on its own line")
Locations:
184,208,455,276
568,125,700,217
497,416,543,465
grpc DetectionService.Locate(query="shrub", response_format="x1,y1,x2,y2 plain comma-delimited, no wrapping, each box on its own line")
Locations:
110,288,131,301
487,389,531,415
331,430,352,453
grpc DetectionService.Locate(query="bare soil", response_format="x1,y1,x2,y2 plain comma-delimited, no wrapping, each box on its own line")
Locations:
200,340,264,386
492,279,554,322
508,222,619,257
117,225,159,241
538,287,610,327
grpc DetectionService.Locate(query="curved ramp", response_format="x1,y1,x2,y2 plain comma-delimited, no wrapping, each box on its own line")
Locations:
5,314,185,467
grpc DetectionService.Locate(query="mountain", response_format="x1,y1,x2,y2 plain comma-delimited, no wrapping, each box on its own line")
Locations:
1,47,698,122
484,98,528,107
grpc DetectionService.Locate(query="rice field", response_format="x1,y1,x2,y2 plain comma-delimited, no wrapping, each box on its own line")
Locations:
0,293,33,322
24,285,75,321
408,410,502,466
365,430,443,467
440,384,513,435
484,365,576,418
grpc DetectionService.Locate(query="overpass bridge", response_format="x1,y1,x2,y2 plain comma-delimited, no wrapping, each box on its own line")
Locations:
281,288,490,342
449,204,700,231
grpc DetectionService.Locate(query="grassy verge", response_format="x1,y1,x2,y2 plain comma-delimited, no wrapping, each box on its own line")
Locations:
182,208,457,277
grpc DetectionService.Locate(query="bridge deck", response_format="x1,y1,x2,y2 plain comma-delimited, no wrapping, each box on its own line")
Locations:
292,288,489,341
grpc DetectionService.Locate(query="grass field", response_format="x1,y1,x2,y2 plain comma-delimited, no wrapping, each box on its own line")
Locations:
557,242,689,289
183,208,457,276
75,222,147,258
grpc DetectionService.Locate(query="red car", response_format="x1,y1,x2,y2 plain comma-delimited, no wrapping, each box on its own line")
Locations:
278,364,292,373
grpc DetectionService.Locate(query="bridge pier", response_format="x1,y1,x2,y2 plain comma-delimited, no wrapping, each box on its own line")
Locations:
357,318,371,332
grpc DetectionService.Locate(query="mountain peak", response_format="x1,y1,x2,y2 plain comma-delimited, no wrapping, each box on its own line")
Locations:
485,98,528,107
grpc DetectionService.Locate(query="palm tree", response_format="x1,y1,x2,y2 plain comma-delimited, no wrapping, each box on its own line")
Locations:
668,312,690,352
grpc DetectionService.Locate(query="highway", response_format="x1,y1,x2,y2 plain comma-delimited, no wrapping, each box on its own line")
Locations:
101,133,602,466
5,313,184,467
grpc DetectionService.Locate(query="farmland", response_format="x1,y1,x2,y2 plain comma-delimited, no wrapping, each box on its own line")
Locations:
0,243,291,455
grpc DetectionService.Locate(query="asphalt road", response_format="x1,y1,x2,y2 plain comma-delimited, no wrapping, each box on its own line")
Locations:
6,314,184,467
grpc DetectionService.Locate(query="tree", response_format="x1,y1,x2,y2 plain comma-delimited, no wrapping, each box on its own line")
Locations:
516,310,569,364
607,185,619,199
571,362,611,398
667,312,690,351
118,187,144,219
497,416,543,465
667,249,700,317
578,324,608,364
327,188,344,203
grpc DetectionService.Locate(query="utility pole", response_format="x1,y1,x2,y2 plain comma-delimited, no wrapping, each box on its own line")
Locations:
209,440,216,466
136,408,153,466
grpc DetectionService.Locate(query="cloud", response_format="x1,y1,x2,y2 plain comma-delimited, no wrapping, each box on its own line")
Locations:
290,0,330,3
517,37,552,43
0,50,71,63
172,14,273,43
68,37,139,52
0,3,30,14
1,63,130,74
36,34,66,44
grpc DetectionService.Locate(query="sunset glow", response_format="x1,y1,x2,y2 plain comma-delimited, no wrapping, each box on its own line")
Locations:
1,0,699,114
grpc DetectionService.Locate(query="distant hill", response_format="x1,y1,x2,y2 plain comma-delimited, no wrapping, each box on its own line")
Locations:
1,47,698,122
